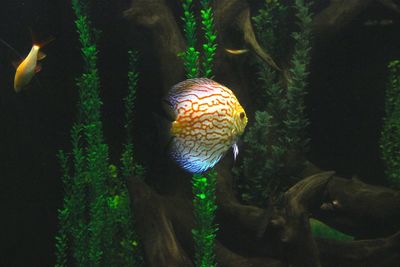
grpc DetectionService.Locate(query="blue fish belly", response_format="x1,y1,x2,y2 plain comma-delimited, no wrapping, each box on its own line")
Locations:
171,146,224,174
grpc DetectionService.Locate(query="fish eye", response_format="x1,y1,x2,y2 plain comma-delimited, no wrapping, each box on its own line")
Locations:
240,112,245,119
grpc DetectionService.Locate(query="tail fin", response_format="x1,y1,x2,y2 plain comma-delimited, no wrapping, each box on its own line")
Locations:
33,36,55,48
30,28,55,48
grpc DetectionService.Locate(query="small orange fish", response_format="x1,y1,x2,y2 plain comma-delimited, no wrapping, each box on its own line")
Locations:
164,78,248,173
14,45,45,92
13,36,53,92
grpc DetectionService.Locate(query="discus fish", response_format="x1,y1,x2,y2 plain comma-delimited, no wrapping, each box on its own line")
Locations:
164,78,248,173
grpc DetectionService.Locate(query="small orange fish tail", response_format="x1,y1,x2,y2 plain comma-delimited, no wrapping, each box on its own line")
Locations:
33,36,55,49
30,28,55,48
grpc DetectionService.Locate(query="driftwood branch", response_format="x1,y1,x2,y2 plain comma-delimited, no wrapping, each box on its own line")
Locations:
123,0,185,92
261,172,335,267
314,176,400,238
127,168,400,267
127,173,285,267
127,176,194,267
313,0,400,42
317,231,400,267
237,7,281,71
312,0,375,41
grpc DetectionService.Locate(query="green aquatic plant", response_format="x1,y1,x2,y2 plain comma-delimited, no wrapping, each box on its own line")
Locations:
284,0,312,162
238,1,288,206
55,0,105,263
380,59,400,189
243,1,345,242
121,50,145,179
239,0,313,206
55,1,143,266
113,49,144,266
200,0,217,78
54,151,71,267
180,0,217,78
180,1,219,266
73,1,109,264
252,0,289,68
192,170,218,267
181,0,200,78
251,0,288,109
310,219,353,241
241,111,286,205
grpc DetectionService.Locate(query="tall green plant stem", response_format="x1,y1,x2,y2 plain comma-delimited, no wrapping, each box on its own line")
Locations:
121,50,140,178
380,60,400,188
284,0,312,158
200,0,217,78
180,1,219,266
56,2,144,267
72,1,110,264
116,49,144,266
240,0,313,206
181,0,200,78
192,170,218,267
55,0,110,265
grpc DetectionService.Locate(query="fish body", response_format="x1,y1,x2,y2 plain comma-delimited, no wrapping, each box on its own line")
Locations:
14,45,41,92
225,48,249,55
165,78,248,173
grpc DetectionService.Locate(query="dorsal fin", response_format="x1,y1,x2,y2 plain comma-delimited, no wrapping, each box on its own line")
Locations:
30,28,55,48
34,36,55,48
170,78,215,94
35,63,42,73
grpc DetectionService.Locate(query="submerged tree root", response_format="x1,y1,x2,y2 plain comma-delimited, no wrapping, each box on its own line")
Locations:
126,164,400,267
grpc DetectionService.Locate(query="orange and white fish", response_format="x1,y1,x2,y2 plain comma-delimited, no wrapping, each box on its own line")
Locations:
164,78,248,173
13,44,47,92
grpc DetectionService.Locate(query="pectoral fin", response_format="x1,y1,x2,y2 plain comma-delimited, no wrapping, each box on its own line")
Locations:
232,143,239,161
35,64,42,73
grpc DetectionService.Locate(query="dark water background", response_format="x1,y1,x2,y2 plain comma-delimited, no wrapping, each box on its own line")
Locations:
0,0,399,266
